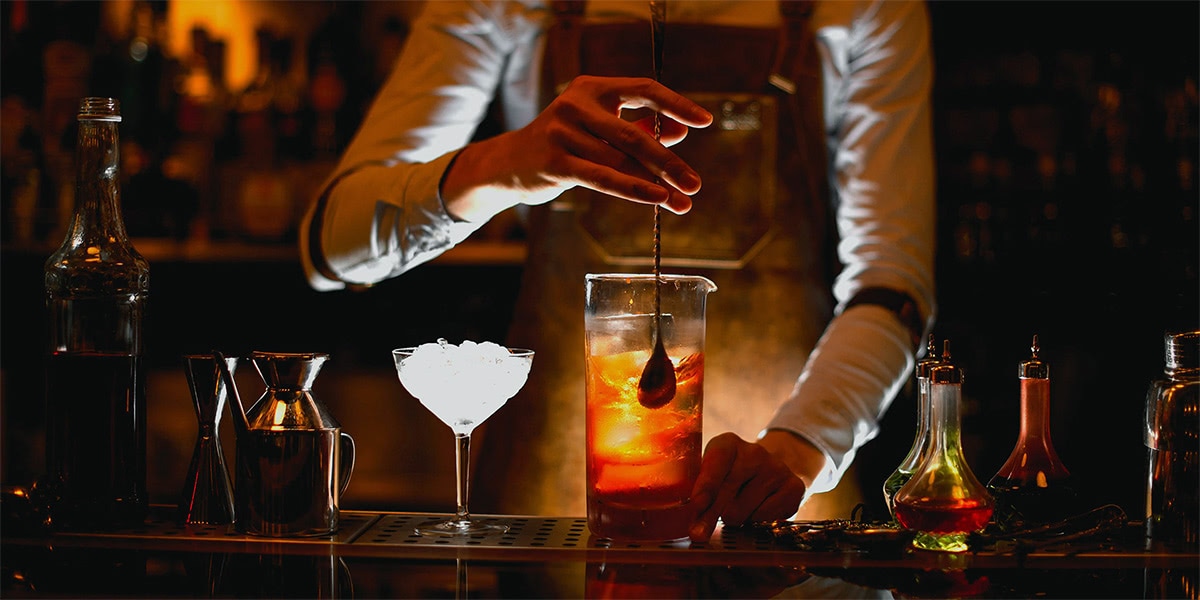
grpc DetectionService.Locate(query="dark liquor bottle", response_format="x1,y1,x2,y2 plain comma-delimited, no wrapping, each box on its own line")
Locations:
986,335,1077,529
43,97,150,530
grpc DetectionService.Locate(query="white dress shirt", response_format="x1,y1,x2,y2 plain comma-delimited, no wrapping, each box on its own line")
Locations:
299,0,936,494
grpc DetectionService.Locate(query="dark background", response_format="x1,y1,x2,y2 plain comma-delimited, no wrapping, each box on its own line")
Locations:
1,1,1197,518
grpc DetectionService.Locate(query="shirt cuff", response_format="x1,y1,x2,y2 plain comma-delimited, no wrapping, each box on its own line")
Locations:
313,152,483,287
761,303,915,494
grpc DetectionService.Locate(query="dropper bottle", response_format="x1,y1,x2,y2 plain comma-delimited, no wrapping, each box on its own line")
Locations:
894,340,994,552
883,335,942,519
987,335,1077,529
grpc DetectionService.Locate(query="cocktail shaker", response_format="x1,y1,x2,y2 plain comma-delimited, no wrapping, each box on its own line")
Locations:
1144,330,1199,549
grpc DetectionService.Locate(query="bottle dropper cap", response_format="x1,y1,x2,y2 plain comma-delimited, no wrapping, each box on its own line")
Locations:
929,339,962,384
1018,334,1049,379
915,334,942,379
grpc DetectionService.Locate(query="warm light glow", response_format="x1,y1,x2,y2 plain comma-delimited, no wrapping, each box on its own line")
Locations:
272,400,287,426
103,0,339,91
101,1,425,96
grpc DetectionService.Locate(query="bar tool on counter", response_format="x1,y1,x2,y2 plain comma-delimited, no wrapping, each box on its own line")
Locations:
1144,330,1199,549
217,351,355,537
179,354,239,526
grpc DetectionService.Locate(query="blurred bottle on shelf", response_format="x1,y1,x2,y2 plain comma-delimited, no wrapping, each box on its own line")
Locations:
222,25,294,243
157,24,228,240
309,3,371,151
272,35,307,163
88,0,204,241
38,2,105,246
1,97,52,245
306,44,346,162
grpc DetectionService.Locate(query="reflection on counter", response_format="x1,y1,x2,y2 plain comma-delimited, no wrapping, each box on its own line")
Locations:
2,505,1194,599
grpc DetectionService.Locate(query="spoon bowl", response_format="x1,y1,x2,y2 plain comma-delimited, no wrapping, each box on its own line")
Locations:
637,333,676,408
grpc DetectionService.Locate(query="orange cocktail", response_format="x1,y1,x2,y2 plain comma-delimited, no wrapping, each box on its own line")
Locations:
584,274,715,541
586,347,703,541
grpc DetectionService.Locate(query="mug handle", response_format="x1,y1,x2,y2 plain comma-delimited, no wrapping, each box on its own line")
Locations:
338,432,355,497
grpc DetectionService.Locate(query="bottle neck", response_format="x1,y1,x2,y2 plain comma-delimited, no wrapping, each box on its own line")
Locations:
1018,377,1053,444
929,381,966,457
916,377,932,437
67,117,130,247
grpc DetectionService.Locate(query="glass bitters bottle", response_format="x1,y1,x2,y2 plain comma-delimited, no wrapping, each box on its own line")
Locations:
883,335,942,519
894,341,994,552
43,98,150,529
987,335,1077,529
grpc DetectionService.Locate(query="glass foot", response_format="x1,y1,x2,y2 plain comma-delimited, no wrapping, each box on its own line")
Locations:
415,518,509,537
910,531,969,552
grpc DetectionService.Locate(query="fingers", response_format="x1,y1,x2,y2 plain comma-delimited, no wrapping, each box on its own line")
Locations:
582,114,702,196
546,76,710,211
688,433,808,543
689,433,742,540
551,118,695,213
601,76,713,128
649,118,693,148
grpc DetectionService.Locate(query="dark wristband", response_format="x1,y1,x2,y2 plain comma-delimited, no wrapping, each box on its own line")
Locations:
844,287,926,351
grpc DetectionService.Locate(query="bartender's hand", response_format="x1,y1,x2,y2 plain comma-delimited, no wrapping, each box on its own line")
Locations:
688,430,826,542
440,75,713,222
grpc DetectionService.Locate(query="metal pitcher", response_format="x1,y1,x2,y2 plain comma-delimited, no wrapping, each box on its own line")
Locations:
217,351,355,537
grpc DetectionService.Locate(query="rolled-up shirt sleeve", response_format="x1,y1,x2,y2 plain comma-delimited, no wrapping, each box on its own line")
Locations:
764,0,936,494
299,0,546,291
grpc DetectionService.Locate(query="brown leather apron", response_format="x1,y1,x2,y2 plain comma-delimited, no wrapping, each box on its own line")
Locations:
474,1,859,518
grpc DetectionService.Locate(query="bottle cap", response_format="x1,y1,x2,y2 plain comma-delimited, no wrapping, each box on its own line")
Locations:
1165,330,1200,376
77,97,121,122
929,339,962,384
1019,334,1049,379
915,334,943,379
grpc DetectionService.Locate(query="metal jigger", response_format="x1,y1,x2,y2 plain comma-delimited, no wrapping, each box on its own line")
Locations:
179,354,239,526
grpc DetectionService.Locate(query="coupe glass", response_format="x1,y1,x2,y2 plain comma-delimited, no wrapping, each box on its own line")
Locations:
392,340,534,536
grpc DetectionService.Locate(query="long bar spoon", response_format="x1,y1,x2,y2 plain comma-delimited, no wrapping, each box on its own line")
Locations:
636,0,676,409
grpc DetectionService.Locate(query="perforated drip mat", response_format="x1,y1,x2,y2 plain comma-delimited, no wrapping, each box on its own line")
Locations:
43,507,1189,568
49,508,788,563
355,513,777,552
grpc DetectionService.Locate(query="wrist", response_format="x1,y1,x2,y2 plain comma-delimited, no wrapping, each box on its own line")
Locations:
757,429,828,491
439,140,520,223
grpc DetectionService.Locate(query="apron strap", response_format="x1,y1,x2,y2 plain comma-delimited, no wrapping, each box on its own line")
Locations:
548,0,586,96
769,0,816,95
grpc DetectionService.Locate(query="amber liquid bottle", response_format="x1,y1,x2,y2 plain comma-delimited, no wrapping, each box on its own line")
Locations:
986,335,1077,529
43,98,150,530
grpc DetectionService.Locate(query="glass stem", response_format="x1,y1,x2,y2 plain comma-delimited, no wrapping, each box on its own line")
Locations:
454,432,471,521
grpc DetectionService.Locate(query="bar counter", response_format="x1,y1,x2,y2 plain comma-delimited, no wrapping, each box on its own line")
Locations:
2,505,1196,598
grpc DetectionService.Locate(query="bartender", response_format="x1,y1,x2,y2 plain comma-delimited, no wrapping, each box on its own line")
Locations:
300,0,935,542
